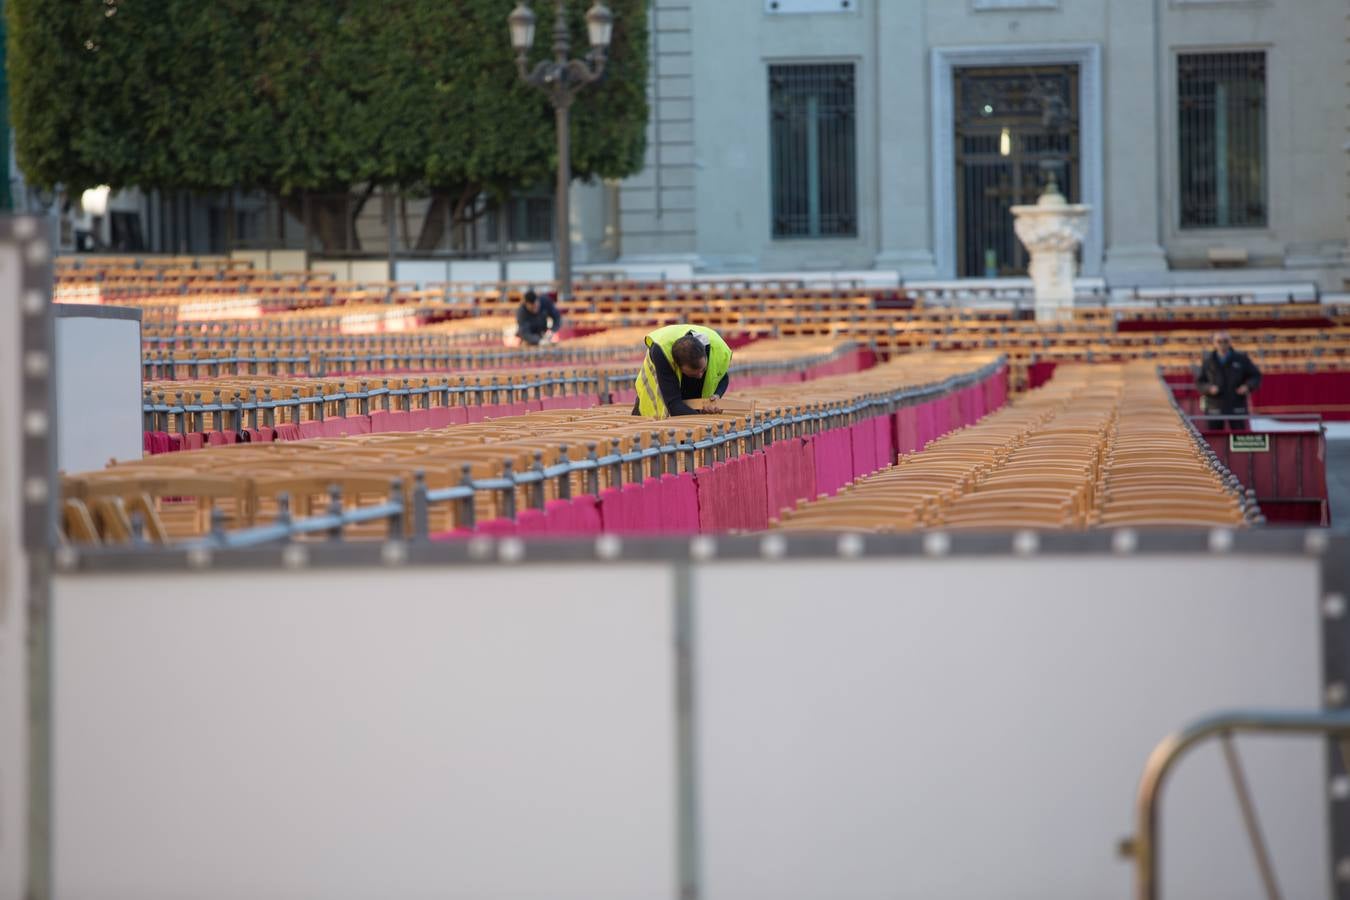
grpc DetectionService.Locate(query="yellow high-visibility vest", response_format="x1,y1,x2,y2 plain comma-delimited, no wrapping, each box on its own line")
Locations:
633,324,732,418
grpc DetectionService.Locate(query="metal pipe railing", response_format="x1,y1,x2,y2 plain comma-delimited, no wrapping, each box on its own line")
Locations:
1124,709,1350,900
187,357,1004,548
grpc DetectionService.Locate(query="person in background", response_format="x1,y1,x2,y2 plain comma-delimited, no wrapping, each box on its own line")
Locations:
632,324,732,417
516,288,562,346
1196,330,1261,431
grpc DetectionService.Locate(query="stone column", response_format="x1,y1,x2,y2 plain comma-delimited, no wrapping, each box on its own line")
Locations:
1012,178,1091,323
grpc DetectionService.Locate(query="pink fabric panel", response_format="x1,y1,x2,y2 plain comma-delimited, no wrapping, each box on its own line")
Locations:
661,473,702,534
408,409,433,430
168,434,183,452
893,407,919,455
811,430,852,497
182,432,206,451
544,495,602,536
514,508,549,535
207,430,233,446
273,423,302,441
610,389,638,406
482,401,529,419
368,410,412,432
323,416,371,437
524,400,544,413
464,406,488,423
297,421,327,439
915,402,937,449
873,415,893,469
850,421,876,479
765,438,815,517
474,518,519,536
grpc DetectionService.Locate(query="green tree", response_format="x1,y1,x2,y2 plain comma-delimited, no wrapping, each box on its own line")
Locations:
7,0,648,249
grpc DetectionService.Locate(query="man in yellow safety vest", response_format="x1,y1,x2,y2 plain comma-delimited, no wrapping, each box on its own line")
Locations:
632,324,733,418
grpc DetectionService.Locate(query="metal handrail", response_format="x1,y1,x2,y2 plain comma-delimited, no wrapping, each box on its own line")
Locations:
187,357,1004,547
1126,709,1350,900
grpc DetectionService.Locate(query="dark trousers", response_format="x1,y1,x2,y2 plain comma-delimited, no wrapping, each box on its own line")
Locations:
1206,405,1249,432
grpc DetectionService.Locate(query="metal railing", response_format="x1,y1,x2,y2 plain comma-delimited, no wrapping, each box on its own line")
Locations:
185,357,1004,549
141,344,869,434
1123,709,1350,900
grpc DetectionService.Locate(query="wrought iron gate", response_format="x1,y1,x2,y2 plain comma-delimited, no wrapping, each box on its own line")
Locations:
954,65,1080,278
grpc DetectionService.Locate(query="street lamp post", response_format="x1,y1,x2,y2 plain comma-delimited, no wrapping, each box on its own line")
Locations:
509,1,613,304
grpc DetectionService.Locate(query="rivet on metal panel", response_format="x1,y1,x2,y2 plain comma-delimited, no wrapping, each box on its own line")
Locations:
467,536,494,561
1325,594,1348,620
25,239,49,265
23,290,45,315
282,545,309,569
498,537,526,563
595,534,623,561
837,533,864,558
23,410,48,437
23,351,49,377
24,477,48,503
1306,530,1331,556
760,534,787,560
1331,775,1350,801
923,532,951,557
186,547,213,569
13,218,36,239
689,535,717,562
1012,530,1040,556
1111,529,1138,555
1208,529,1235,554
381,541,408,566
1328,681,1348,708
53,546,79,572
1336,857,1350,883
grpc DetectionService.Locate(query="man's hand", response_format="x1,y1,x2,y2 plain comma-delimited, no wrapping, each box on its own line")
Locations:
1206,386,1221,396
703,395,722,414
1236,384,1249,396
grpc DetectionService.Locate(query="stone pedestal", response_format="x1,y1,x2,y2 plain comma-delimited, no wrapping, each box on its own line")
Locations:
1012,179,1091,323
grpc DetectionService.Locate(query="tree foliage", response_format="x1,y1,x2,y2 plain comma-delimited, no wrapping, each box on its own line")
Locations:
7,0,648,238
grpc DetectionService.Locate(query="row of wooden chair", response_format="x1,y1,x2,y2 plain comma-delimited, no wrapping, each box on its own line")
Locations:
64,351,1000,544
775,361,1249,533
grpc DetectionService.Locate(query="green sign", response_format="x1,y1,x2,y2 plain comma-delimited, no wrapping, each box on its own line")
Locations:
1229,434,1270,453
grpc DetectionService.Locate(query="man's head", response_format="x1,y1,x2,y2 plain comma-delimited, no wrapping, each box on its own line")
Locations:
1212,331,1233,354
671,333,708,379
523,289,539,313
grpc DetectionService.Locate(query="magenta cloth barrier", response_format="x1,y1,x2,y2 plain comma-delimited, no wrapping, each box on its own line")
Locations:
850,421,877,479
515,508,549,535
539,395,599,411
873,415,893,469
765,437,818,516
182,432,205,451
426,407,469,427
298,421,326,439
543,495,603,536
599,484,660,534
694,452,770,533
659,473,702,533
811,429,854,497
464,406,488,423
524,400,544,413
272,423,302,441
915,403,938,450
407,409,433,430
1028,362,1057,389
206,430,236,446
323,416,371,437
475,519,520,536
368,410,412,432
482,401,529,420
610,389,638,406
893,406,919,455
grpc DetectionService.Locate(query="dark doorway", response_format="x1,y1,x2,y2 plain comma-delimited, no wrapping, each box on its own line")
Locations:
954,64,1080,278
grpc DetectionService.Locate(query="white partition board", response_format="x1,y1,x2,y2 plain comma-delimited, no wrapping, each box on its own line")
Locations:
448,260,504,284
506,260,555,283
394,259,451,287
52,566,677,900
694,556,1325,900
54,313,142,472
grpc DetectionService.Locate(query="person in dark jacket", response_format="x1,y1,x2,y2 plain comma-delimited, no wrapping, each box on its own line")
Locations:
1196,331,1261,431
515,289,562,346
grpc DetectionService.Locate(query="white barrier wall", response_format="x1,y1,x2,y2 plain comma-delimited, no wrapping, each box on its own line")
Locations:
49,549,1330,900
54,306,142,472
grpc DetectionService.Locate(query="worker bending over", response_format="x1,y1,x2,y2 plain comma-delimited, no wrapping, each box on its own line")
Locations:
633,324,732,417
